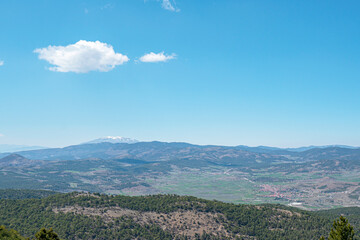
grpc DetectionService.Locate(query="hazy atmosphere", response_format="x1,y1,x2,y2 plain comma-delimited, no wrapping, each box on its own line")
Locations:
1,1,360,239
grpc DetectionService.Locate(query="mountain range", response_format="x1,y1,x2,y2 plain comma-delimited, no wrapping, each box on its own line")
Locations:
0,139,359,163
0,144,46,153
0,138,359,210
1,136,358,157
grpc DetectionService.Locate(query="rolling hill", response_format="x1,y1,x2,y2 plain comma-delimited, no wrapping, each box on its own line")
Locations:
0,190,359,240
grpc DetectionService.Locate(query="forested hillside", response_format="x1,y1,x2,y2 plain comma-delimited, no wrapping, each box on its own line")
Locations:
0,189,57,200
0,190,359,240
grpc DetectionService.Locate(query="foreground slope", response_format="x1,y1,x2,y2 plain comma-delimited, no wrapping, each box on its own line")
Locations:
0,190,359,240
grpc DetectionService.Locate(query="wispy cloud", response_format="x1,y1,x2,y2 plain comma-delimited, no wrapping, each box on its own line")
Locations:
34,40,129,73
139,52,176,63
0,60,4,66
101,3,114,10
0,133,4,137
161,0,180,12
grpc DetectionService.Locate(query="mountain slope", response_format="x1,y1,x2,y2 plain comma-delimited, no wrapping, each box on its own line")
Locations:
2,190,358,240
0,154,36,167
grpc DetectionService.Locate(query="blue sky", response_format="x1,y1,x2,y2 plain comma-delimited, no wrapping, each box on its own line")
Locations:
1,0,360,147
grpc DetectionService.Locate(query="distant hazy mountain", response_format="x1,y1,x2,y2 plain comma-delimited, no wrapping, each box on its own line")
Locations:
284,145,358,152
1,140,359,167
0,144,47,153
236,145,358,153
84,136,139,144
0,141,286,162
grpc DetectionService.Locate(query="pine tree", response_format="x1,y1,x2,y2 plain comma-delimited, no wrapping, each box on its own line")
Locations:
34,228,61,240
320,216,355,240
0,225,26,240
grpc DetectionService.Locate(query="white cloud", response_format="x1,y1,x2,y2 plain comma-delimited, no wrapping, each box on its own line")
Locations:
0,60,4,66
139,52,176,63
34,40,129,73
0,133,4,137
162,0,180,12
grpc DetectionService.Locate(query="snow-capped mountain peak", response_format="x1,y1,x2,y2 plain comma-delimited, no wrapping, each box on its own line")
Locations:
85,136,139,144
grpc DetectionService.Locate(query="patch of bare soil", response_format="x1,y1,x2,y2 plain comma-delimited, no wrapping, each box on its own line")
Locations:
53,206,249,239
273,208,301,217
